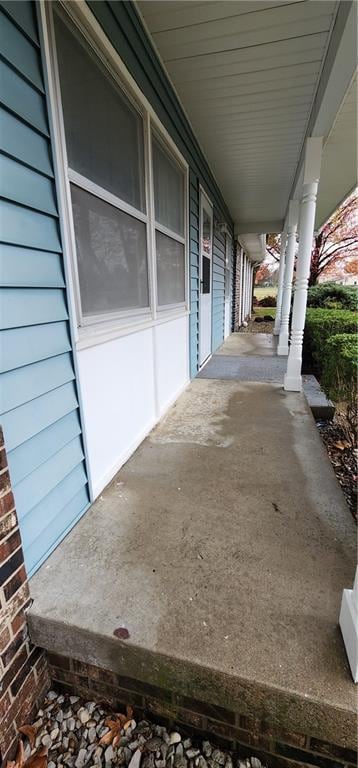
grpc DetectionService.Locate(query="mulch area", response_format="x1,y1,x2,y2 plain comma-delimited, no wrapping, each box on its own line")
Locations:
316,417,357,521
239,317,275,334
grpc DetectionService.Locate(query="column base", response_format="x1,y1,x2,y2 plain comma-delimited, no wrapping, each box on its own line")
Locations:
273,328,279,336
284,374,302,391
339,587,358,683
277,344,289,356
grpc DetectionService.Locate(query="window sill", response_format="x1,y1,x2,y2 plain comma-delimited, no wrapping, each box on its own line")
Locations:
76,308,190,350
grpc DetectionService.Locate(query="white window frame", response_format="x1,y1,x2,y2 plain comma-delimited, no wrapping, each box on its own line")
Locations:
151,129,187,312
40,0,189,348
198,186,214,367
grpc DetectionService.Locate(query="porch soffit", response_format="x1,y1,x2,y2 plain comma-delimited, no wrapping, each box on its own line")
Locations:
137,0,355,235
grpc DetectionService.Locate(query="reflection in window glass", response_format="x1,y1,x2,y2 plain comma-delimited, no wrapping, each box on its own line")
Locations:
202,208,211,254
54,12,145,211
71,185,149,317
153,137,184,236
156,231,185,306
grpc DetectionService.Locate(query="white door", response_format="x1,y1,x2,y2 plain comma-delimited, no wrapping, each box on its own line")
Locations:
224,234,232,338
199,192,213,366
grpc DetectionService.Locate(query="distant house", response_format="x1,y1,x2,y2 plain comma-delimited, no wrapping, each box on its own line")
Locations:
319,274,358,285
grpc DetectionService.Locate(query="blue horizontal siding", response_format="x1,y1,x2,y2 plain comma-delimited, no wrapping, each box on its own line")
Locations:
0,288,68,329
0,9,43,90
0,244,65,287
0,154,57,215
0,322,71,372
1,354,75,413
25,484,89,578
8,411,82,486
0,200,61,251
0,0,89,575
212,227,226,353
0,107,53,177
2,382,79,453
15,438,85,520
0,0,39,44
0,59,48,134
21,465,87,539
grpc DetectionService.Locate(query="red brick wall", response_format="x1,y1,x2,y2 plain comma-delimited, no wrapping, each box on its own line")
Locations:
0,428,50,766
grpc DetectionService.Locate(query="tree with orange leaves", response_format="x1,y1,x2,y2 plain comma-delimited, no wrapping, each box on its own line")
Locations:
265,190,358,285
309,190,357,284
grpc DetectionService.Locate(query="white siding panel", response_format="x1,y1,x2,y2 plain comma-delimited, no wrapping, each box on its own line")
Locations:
77,328,157,499
155,315,189,415
77,316,190,499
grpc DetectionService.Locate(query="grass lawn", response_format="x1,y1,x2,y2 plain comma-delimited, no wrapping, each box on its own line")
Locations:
254,286,277,301
253,306,276,318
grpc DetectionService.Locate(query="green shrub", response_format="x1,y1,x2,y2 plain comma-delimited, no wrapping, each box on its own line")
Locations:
259,295,277,307
307,282,358,311
304,308,357,376
322,333,357,401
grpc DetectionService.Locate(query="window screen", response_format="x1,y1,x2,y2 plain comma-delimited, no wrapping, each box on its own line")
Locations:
71,185,149,317
156,231,185,306
153,137,184,236
54,13,145,212
202,255,211,294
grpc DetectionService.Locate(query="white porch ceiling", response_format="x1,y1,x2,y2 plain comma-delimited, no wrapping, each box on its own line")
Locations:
137,0,355,233
316,72,357,229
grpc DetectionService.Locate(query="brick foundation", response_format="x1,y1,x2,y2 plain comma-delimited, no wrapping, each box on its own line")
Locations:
48,654,356,768
0,428,50,766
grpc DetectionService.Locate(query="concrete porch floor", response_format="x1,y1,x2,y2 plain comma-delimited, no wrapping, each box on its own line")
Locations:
28,335,356,750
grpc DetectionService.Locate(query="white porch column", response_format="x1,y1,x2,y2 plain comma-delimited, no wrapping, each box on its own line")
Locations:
243,255,248,320
339,568,358,683
251,264,255,313
241,252,246,323
247,260,252,317
238,248,243,325
284,137,323,390
277,201,298,355
249,261,253,317
273,229,287,335
339,567,358,683
248,261,253,317
240,249,244,324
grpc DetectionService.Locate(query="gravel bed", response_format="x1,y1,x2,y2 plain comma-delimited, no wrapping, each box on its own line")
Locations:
14,691,266,768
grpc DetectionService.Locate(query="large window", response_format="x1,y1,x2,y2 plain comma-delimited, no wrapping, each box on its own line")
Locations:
152,135,186,307
52,8,187,329
71,186,148,317
54,13,145,212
